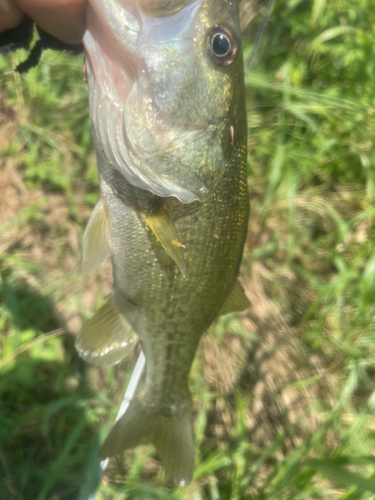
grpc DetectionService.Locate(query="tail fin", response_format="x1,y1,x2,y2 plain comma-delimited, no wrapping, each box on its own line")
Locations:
100,397,194,486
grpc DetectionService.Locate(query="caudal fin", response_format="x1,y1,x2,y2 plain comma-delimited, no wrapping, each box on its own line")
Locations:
100,397,194,485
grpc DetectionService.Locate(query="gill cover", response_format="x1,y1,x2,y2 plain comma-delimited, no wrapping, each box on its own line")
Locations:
84,0,241,203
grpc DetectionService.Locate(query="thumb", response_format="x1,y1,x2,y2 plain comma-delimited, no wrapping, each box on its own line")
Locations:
15,0,87,44
0,0,24,32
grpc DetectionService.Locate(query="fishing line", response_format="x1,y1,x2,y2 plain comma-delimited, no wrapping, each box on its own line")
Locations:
86,350,146,500
245,0,276,74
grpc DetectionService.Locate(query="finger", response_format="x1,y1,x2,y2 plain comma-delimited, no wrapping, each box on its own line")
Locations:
15,0,87,44
0,0,24,32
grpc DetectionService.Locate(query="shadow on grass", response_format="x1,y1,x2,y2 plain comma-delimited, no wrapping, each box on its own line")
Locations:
0,279,100,500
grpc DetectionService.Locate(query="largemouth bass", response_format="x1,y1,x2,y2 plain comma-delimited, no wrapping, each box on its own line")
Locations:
77,0,249,485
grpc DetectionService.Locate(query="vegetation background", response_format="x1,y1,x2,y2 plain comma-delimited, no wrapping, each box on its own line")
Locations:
1,0,375,498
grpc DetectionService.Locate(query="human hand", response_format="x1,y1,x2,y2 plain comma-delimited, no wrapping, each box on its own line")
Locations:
0,0,87,44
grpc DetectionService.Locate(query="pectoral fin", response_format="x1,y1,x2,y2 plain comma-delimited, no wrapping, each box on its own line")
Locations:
76,296,138,367
143,205,186,277
82,199,110,274
219,280,250,316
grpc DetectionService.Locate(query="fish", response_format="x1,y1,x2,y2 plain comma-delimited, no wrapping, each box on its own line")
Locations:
76,0,250,485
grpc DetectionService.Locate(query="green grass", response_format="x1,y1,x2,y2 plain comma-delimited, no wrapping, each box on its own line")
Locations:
1,0,375,498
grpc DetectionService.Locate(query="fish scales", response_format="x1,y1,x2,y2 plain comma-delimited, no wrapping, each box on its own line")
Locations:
97,127,248,402
78,0,250,485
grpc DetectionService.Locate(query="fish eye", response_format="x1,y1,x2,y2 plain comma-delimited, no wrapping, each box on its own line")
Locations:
206,27,239,67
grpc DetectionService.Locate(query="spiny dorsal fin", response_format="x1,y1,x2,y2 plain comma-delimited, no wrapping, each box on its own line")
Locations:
76,296,138,367
219,279,250,316
142,205,186,277
82,198,110,275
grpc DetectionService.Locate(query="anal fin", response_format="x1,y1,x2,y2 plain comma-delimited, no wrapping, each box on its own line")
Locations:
82,198,110,274
76,296,138,367
219,279,250,316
